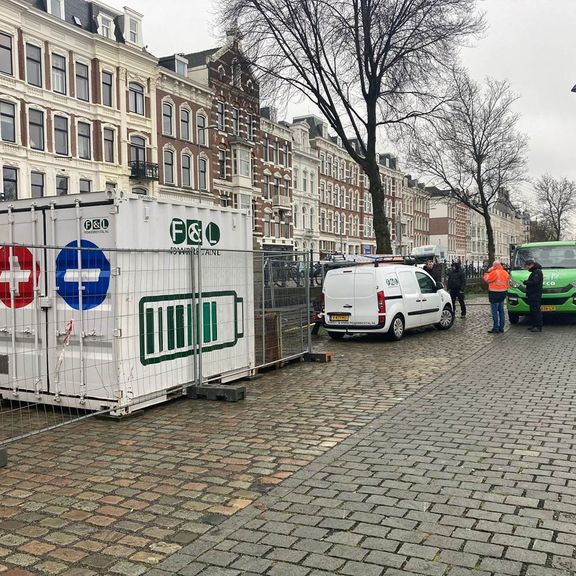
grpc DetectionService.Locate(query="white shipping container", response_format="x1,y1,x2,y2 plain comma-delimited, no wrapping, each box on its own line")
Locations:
0,191,254,413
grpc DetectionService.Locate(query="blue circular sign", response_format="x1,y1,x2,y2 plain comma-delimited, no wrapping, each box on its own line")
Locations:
55,240,111,311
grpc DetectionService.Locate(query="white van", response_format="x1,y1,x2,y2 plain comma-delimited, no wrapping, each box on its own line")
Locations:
322,264,454,340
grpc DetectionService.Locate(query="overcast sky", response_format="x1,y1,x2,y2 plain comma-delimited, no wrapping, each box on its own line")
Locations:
111,0,576,198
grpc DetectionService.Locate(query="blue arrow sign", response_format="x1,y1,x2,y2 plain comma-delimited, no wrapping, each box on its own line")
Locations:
55,240,111,311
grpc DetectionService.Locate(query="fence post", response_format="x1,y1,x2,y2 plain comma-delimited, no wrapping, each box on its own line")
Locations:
196,245,203,385
306,249,313,355
0,446,6,468
261,252,266,366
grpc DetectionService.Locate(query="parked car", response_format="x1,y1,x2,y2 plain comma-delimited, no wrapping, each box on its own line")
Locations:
322,263,454,340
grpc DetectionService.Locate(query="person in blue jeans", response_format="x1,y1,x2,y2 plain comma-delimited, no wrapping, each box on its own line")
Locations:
482,260,510,333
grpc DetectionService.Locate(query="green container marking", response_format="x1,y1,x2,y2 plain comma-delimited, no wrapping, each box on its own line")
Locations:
203,302,211,343
187,303,193,346
145,308,154,355
211,302,217,342
167,306,175,350
176,305,185,349
158,308,163,352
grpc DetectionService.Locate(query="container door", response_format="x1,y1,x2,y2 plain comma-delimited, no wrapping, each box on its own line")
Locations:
397,270,422,328
0,211,48,394
45,204,118,402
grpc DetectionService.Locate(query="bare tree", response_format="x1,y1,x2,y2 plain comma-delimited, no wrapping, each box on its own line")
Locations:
407,71,527,262
529,218,554,243
533,175,576,241
219,0,484,253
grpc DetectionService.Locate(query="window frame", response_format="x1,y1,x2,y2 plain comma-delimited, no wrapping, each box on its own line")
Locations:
196,114,207,146
77,121,92,160
198,157,208,191
128,82,145,115
181,153,192,188
28,108,45,151
0,32,13,76
75,61,90,102
103,126,115,163
79,178,92,193
216,101,225,131
51,53,67,95
2,166,17,201
180,107,190,141
162,101,173,136
56,174,69,196
232,107,240,136
0,100,16,143
163,148,175,185
30,171,44,198
101,70,113,107
26,43,43,88
53,115,69,156
47,0,65,19
130,135,146,164
218,149,226,179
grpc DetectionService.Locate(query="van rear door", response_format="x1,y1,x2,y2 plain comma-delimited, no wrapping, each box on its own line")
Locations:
324,268,355,326
352,270,378,325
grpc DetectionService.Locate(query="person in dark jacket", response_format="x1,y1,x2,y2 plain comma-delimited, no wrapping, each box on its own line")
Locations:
423,259,442,283
447,261,467,317
524,259,544,332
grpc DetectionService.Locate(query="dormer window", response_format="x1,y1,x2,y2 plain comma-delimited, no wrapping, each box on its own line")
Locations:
99,15,114,39
47,0,65,20
129,18,139,44
175,57,187,77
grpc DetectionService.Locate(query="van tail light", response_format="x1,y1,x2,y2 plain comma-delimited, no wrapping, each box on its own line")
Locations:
377,290,386,323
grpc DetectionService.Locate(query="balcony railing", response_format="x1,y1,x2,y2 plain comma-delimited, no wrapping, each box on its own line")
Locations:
272,194,291,209
130,161,159,181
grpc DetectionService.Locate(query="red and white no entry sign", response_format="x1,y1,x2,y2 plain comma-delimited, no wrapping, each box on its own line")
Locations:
0,246,41,308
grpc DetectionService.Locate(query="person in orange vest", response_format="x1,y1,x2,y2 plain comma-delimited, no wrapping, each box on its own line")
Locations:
482,259,510,333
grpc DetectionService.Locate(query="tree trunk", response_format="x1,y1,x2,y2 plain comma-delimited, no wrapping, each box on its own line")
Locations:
365,162,392,254
484,212,496,264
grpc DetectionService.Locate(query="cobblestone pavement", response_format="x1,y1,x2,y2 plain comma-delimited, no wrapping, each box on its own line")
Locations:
0,304,571,575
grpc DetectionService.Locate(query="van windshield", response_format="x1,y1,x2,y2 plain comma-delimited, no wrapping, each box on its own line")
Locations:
513,246,576,270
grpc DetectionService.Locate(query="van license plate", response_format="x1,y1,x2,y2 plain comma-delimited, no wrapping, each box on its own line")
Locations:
330,314,349,322
541,305,556,312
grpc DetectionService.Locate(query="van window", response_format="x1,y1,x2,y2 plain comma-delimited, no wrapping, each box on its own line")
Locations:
398,270,419,293
416,271,437,294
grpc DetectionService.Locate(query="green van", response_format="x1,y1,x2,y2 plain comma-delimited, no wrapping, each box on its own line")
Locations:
507,241,576,323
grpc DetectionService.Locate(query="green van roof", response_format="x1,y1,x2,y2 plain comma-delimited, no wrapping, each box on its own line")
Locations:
517,241,576,248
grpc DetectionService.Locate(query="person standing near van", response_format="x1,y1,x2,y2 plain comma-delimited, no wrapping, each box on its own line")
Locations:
424,259,442,283
447,261,467,317
524,259,544,332
482,259,510,333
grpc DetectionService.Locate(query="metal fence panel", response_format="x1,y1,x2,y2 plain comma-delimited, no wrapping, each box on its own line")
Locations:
0,243,311,448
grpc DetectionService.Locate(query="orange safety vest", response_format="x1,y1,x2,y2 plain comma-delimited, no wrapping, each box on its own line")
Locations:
483,265,510,292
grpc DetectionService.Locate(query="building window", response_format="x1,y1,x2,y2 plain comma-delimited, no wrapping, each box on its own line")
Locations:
175,59,187,77
197,114,206,146
26,44,42,87
54,116,69,155
218,149,226,178
263,175,270,199
77,122,91,159
130,136,145,164
56,175,68,196
31,171,44,198
233,148,250,177
163,149,174,184
274,177,280,196
284,142,289,166
75,62,89,101
303,170,308,192
100,15,113,38
0,33,13,76
181,154,191,187
2,167,17,201
103,127,115,163
232,60,241,87
232,107,240,136
79,179,92,193
262,136,269,162
129,18,139,44
51,54,66,95
0,101,16,143
162,102,173,135
47,0,65,19
128,83,144,115
247,114,256,141
217,101,225,131
198,157,207,190
29,109,44,150
101,71,113,107
180,108,190,141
